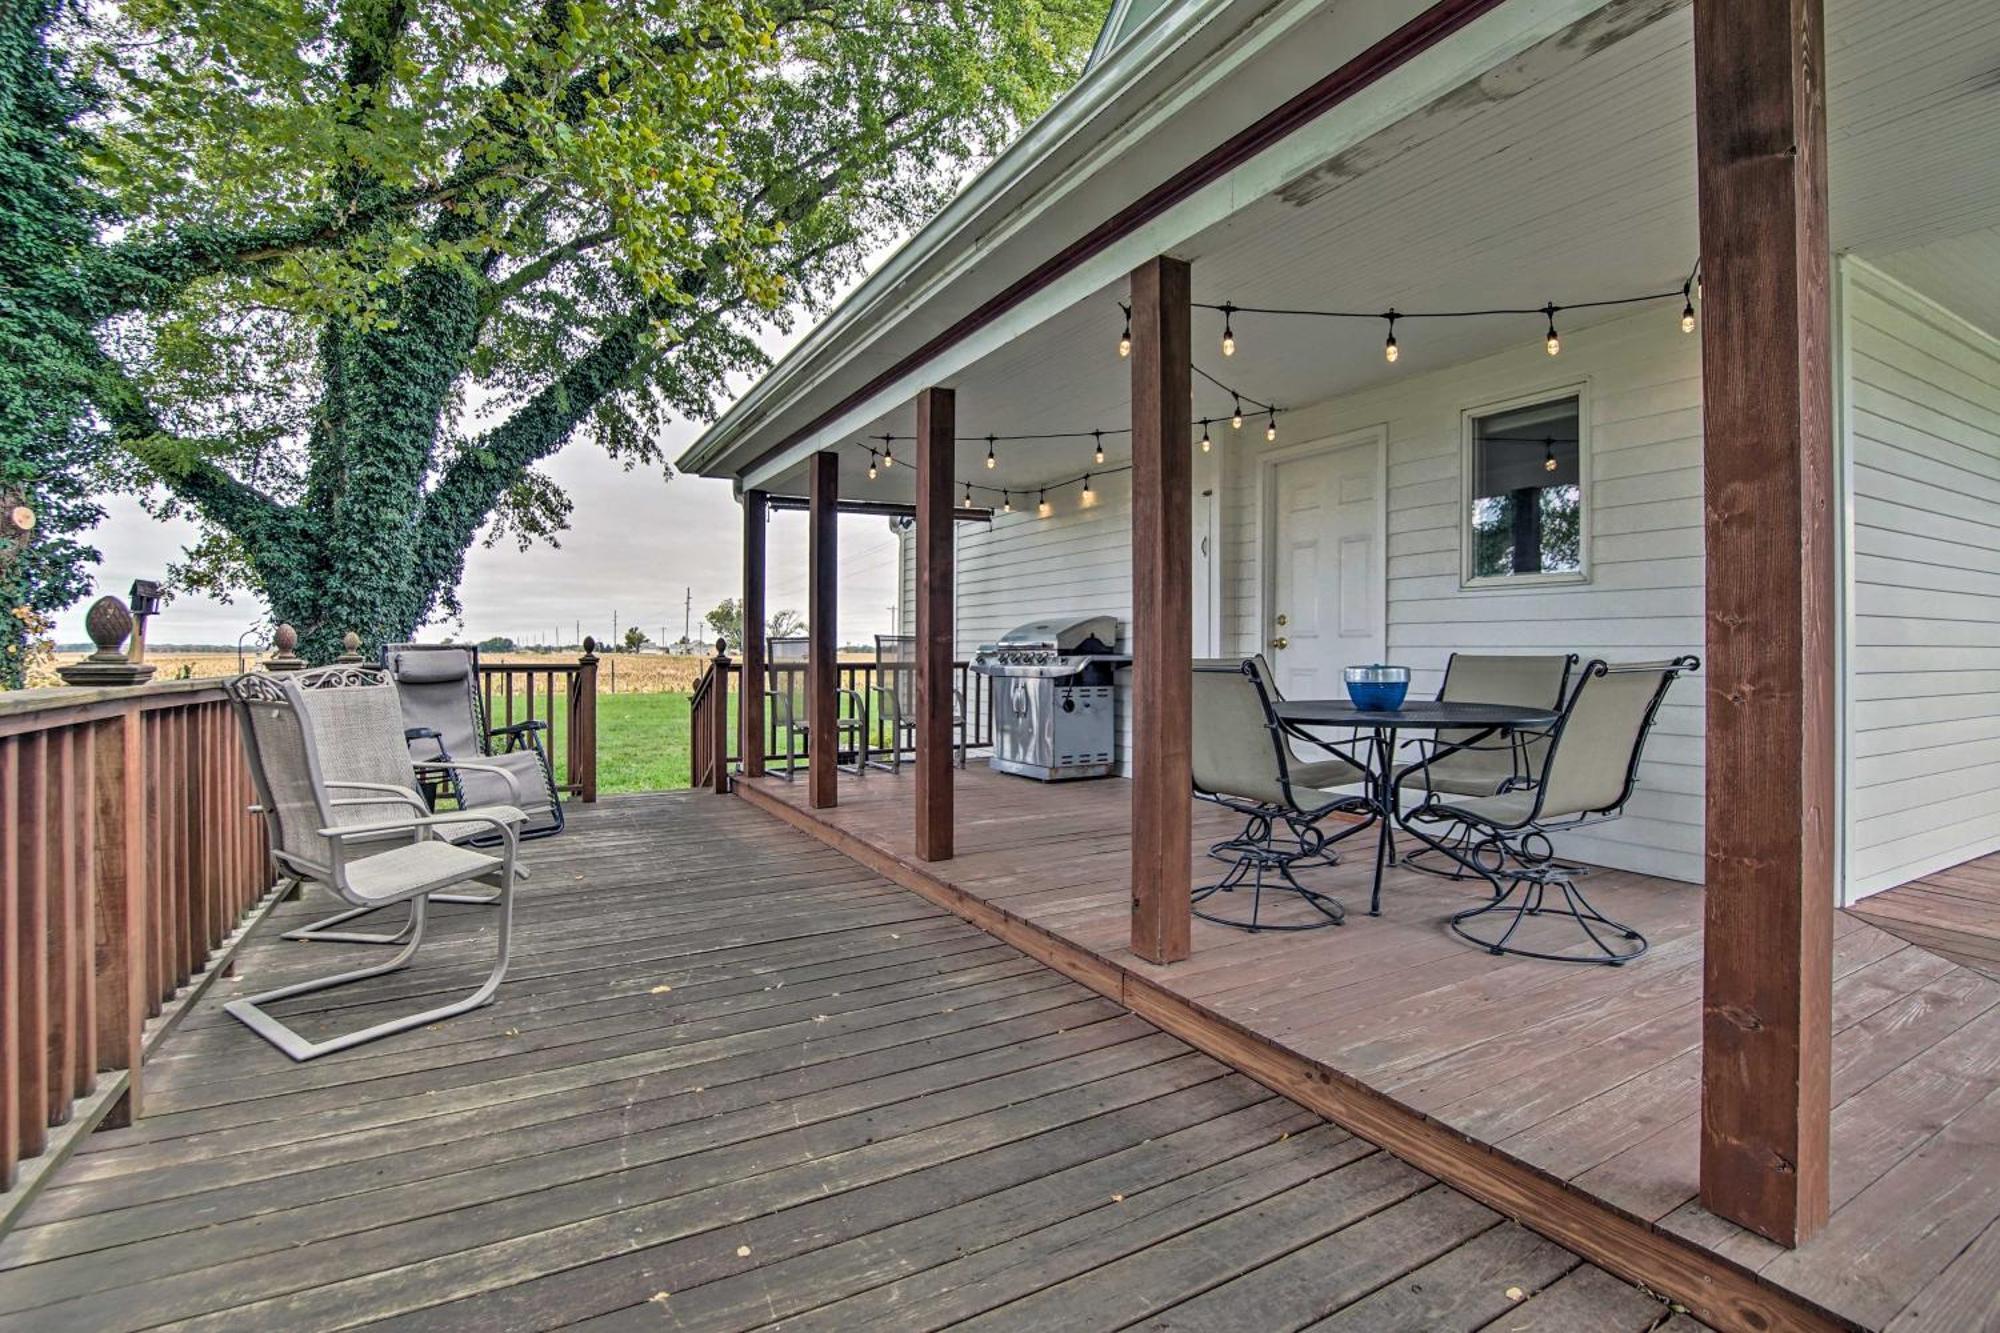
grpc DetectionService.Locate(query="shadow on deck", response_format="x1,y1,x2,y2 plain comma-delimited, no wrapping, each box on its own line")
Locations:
0,793,1688,1331
738,765,2000,1333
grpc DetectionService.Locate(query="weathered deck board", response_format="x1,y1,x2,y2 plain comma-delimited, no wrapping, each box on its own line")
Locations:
0,793,1681,1332
740,765,2000,1332
1850,851,2000,980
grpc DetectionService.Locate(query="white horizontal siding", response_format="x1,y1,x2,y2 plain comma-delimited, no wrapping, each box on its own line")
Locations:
1220,306,1708,882
1842,259,2000,898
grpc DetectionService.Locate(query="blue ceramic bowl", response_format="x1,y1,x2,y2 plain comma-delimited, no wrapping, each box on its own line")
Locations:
1344,664,1410,711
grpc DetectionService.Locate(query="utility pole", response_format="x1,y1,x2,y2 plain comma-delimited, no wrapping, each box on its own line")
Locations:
613,608,619,645
684,586,692,646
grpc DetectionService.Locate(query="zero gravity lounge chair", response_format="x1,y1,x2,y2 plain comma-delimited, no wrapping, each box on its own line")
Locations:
226,670,524,1060
383,643,565,839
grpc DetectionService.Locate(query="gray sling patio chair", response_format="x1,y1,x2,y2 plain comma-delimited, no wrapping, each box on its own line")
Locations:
765,636,866,779
1392,653,1576,876
1191,658,1371,932
867,634,968,772
225,670,523,1060
383,643,564,839
1404,656,1698,965
272,665,531,946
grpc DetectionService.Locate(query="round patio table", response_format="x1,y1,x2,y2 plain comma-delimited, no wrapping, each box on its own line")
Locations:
1272,700,1559,915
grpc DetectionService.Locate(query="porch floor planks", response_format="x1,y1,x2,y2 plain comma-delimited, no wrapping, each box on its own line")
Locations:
1850,850,2000,980
741,765,2000,1331
0,792,1683,1333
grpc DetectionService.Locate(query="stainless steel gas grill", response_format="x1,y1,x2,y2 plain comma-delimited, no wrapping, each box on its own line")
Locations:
972,615,1131,781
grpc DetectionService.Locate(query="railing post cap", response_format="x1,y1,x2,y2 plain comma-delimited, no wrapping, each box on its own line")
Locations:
56,596,157,686
263,622,306,673
335,631,364,664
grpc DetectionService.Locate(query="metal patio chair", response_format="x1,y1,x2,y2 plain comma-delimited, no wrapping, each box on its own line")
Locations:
1190,658,1372,932
1393,653,1576,876
867,634,968,772
1408,656,1699,965
383,643,564,839
765,636,866,779
271,665,531,946
225,671,524,1060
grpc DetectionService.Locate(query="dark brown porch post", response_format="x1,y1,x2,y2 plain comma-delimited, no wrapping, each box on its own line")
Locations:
914,387,955,860
740,489,768,778
1694,0,1834,1247
1128,255,1193,965
808,450,840,809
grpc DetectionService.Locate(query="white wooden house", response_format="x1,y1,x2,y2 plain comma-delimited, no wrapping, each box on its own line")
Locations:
680,0,2000,1319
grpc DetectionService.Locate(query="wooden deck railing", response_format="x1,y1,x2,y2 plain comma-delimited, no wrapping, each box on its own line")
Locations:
691,658,994,788
0,681,271,1202
474,647,599,803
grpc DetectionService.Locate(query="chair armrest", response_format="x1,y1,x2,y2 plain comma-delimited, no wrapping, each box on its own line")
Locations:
320,807,525,842
325,781,429,814
405,726,442,744
412,757,524,804
489,719,548,738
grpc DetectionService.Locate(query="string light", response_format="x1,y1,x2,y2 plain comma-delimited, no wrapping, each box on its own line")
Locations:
964,481,974,506
1542,304,1561,357
1092,429,1105,465
1680,282,1697,333
1265,412,1278,443
1037,489,1051,518
1200,419,1212,453
1081,474,1095,505
1384,310,1400,364
880,449,892,469
1220,303,1237,357
985,435,997,469
1117,304,1132,358
1002,491,1012,513
1231,394,1244,430
1543,438,1558,473
866,450,878,480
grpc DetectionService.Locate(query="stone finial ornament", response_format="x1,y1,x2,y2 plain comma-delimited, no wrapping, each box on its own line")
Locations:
336,631,364,664
264,622,306,673
56,596,157,686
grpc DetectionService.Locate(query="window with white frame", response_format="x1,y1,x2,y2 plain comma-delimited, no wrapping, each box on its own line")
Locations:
1463,390,1587,586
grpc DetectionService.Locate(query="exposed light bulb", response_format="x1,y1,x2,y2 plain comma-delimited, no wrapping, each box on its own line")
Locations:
1221,305,1236,358
1002,491,1012,513
1543,305,1560,357
1200,420,1212,453
1093,431,1105,465
1231,396,1243,430
882,451,893,469
964,483,974,506
985,436,997,469
1081,475,1095,505
1543,439,1558,473
1384,311,1400,364
1265,413,1278,443
1037,489,1051,518
1117,306,1131,359
867,451,878,480
1681,298,1696,334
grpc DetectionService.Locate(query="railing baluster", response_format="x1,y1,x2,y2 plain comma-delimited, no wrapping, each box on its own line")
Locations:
1,737,20,1188
15,733,48,1160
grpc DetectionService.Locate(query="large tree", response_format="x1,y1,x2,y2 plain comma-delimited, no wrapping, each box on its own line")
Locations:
1,0,107,687
74,0,1100,660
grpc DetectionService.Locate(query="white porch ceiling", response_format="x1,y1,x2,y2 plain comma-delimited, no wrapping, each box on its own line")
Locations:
758,0,2000,503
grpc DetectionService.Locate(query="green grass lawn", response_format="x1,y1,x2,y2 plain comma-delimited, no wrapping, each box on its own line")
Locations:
554,689,892,796
590,691,732,794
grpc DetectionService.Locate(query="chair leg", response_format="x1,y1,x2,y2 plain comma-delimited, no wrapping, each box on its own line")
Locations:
1193,809,1345,932
280,871,503,945
229,873,517,1060
1448,870,1647,965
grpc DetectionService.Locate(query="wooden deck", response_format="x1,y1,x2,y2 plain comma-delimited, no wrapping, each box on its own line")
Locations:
0,793,1693,1332
739,766,2000,1333
1849,852,2000,982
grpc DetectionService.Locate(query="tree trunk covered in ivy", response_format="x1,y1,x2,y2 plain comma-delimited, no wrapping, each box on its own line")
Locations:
0,0,104,685
58,0,1102,664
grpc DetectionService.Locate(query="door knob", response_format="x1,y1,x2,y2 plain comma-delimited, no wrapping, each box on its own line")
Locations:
1269,636,1289,650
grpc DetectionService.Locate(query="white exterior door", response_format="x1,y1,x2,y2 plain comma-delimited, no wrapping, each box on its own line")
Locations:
1265,434,1385,699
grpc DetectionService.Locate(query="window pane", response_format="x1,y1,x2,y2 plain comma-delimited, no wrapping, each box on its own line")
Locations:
1469,396,1582,579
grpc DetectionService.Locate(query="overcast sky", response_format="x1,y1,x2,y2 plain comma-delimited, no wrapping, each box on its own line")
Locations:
54,303,902,652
